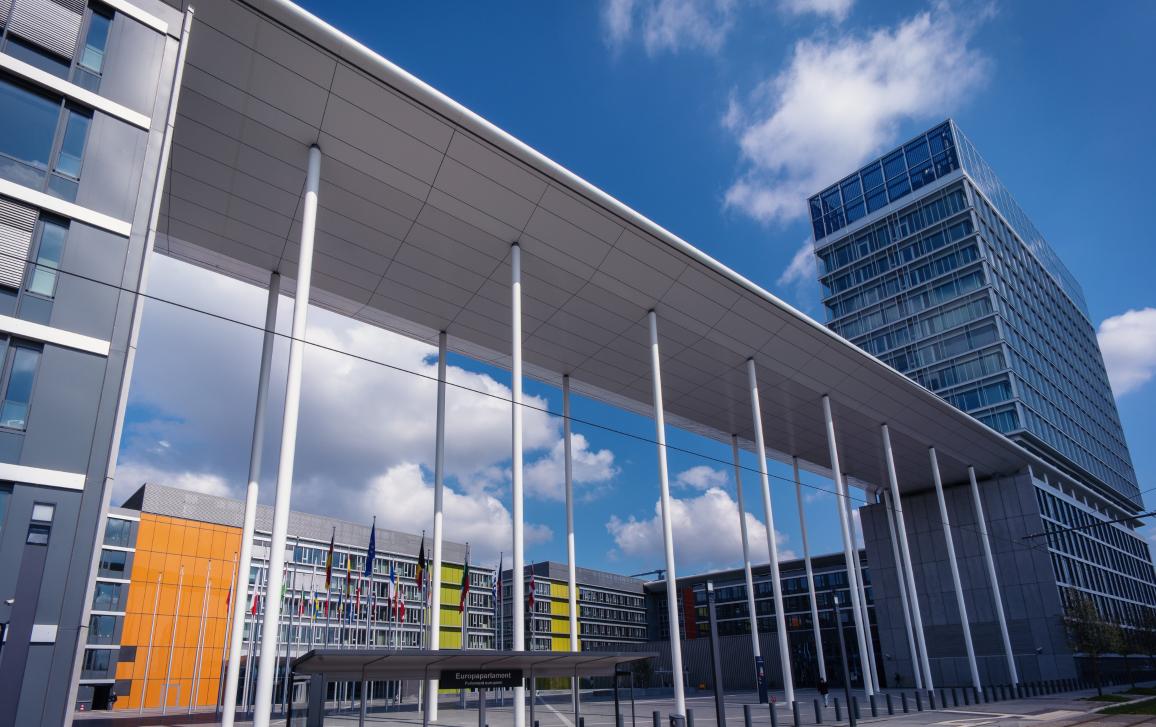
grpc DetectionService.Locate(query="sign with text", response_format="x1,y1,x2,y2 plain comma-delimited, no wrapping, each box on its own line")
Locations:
440,669,524,689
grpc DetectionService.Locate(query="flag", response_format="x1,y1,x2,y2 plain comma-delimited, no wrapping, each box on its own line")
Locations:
226,582,232,609
389,560,397,602
528,570,536,612
459,546,470,613
345,557,352,598
416,533,426,595
364,517,376,578
324,527,335,590
398,596,406,622
493,553,502,604
251,590,259,616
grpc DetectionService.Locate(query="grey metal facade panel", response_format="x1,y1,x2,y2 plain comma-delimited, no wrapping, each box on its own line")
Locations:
20,345,106,474
0,196,37,289
98,12,168,116
73,114,150,223
48,223,127,340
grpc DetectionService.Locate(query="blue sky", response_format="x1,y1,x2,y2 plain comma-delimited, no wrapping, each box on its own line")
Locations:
120,0,1156,576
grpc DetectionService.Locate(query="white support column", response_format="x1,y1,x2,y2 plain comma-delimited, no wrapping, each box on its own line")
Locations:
845,489,879,691
792,457,825,681
881,424,933,690
881,488,922,690
969,466,1019,685
929,447,981,692
564,375,580,719
731,436,762,667
746,359,794,704
426,331,448,725
648,310,686,718
253,144,322,727
511,244,527,727
821,396,874,697
222,271,280,727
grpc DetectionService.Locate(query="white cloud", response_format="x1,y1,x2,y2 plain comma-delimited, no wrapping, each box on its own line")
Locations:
366,464,551,563
116,257,616,556
724,4,989,224
777,238,818,288
524,432,620,501
780,0,853,21
606,487,795,571
1097,308,1156,397
674,465,729,490
602,0,739,56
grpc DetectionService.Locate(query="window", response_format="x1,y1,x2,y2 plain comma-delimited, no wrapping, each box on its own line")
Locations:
75,6,112,89
26,216,67,298
46,106,90,199
26,501,53,544
103,517,132,547
87,614,117,644
92,581,126,611
0,76,59,187
81,648,111,673
0,343,41,430
97,548,127,577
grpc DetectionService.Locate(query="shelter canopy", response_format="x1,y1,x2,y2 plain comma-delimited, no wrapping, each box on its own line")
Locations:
291,649,655,680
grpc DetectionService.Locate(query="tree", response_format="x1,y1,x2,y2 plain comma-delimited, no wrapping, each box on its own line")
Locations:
1115,624,1137,689
1136,609,1156,671
1065,593,1120,696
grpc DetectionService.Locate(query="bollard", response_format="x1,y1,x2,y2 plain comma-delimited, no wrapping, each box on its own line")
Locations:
834,697,842,722
869,694,877,718
886,693,894,715
814,699,822,724
654,710,661,727
962,687,970,706
744,704,753,727
582,720,586,727
688,709,695,727
952,688,960,707
900,693,908,714
852,696,860,720
915,690,923,711
929,690,937,710
769,702,778,727
792,700,800,727
941,689,948,709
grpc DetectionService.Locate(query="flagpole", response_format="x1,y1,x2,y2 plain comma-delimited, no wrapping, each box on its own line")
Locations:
216,552,238,717
162,565,185,715
139,572,162,714
190,562,212,713
281,537,298,715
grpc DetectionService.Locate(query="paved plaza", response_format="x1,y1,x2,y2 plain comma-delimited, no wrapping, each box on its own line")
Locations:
73,684,1156,727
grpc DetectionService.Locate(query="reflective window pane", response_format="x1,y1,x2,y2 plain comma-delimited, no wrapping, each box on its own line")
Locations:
1,346,40,429
861,162,884,190
78,10,112,74
27,218,67,297
54,109,91,179
5,37,70,78
0,76,59,188
883,150,906,180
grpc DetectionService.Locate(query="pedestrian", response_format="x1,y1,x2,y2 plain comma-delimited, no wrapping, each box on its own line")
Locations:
107,690,118,710
818,677,829,707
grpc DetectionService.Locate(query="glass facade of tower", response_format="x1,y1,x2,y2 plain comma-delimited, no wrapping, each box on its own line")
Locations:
810,121,1139,506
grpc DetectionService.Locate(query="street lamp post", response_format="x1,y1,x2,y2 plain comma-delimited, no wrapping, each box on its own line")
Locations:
833,595,856,727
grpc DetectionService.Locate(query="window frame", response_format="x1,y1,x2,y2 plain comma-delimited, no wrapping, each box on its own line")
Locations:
0,339,42,432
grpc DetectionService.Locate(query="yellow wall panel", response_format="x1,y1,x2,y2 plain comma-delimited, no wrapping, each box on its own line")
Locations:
552,636,570,651
550,581,568,599
551,599,569,616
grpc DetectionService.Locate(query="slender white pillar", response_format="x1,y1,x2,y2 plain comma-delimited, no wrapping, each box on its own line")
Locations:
222,271,280,727
792,457,825,681
882,489,922,690
564,375,580,719
746,359,794,704
821,396,874,696
190,562,212,712
881,424,933,690
648,310,686,718
253,144,322,727
968,466,1018,685
844,490,879,691
426,331,448,725
511,243,527,727
163,566,184,714
730,436,762,664
139,573,162,713
929,447,981,691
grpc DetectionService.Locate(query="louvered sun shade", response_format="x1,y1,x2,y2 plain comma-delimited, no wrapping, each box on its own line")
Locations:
6,0,85,60
0,197,37,289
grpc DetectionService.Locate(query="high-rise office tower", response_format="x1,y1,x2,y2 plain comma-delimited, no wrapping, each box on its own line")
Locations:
811,120,1154,685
